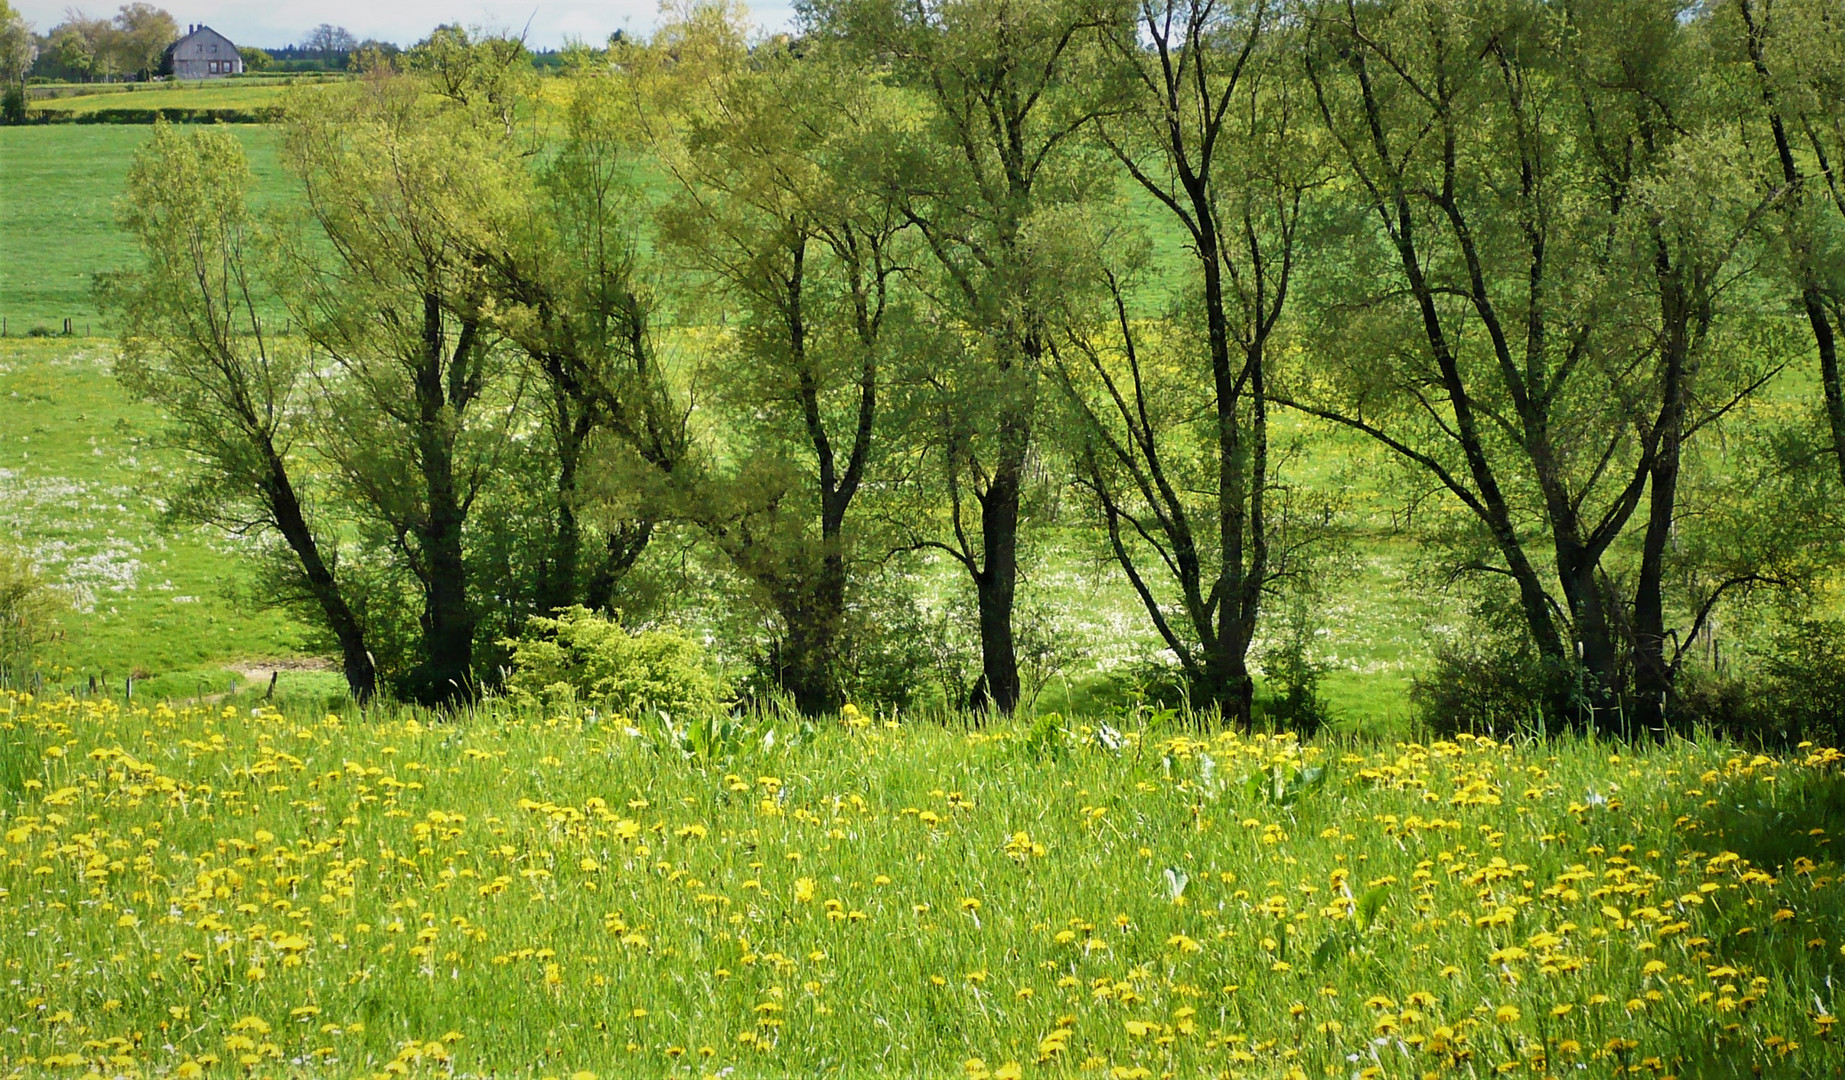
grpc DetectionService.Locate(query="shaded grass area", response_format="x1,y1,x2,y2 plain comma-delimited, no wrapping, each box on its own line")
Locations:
3,691,1844,1078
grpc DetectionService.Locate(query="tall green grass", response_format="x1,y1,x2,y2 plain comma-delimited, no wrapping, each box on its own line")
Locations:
2,689,1842,1077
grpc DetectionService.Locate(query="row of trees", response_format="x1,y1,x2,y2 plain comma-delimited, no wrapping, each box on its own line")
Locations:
15,3,177,83
110,0,1845,732
0,9,391,84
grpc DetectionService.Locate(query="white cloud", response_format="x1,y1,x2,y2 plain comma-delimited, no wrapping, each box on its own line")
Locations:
13,0,797,50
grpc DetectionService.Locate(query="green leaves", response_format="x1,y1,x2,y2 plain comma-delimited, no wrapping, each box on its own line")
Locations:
500,606,729,721
1355,884,1389,933
1242,759,1328,808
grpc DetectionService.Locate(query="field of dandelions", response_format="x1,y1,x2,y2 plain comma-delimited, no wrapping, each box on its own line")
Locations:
5,691,1845,1079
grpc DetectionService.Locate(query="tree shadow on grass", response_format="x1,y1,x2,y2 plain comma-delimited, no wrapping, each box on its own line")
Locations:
1692,761,1845,875
1678,760,1845,1024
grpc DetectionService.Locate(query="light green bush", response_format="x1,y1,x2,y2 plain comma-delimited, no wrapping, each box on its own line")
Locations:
500,606,728,719
0,548,64,687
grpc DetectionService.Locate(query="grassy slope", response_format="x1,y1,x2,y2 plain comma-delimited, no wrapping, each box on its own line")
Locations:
4,692,1843,1077
30,83,295,115
0,337,313,679
0,126,312,690
0,125,288,329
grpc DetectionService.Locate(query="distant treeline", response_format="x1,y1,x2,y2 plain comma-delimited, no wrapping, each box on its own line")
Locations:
5,6,587,84
251,43,574,74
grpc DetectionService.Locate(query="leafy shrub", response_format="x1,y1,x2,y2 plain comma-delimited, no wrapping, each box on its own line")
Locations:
838,571,938,712
1257,597,1332,735
1412,631,1566,737
1,85,25,126
1014,596,1084,712
500,606,728,719
1671,666,1757,740
1739,619,1845,746
1087,657,1193,714
0,549,65,688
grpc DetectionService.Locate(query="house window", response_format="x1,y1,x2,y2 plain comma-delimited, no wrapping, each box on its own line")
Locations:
208,60,219,73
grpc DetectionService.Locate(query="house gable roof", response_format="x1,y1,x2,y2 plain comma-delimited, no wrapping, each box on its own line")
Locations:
168,25,239,56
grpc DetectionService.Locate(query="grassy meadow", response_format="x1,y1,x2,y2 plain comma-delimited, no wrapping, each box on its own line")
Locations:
5,691,1845,1078
27,85,294,117
0,125,314,701
0,126,288,330
0,336,312,679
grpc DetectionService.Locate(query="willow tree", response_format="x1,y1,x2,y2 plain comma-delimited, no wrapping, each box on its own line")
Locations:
278,69,528,704
640,22,912,713
807,0,1112,713
1293,0,1786,730
103,123,377,700
482,68,684,620
1723,0,1845,490
1048,0,1322,727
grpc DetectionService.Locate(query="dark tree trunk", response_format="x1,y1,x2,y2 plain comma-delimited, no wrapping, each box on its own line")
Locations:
775,556,849,715
583,523,654,613
1809,296,1845,490
1200,643,1255,730
1208,209,1255,732
413,505,475,705
1556,552,1618,728
261,448,375,702
406,296,480,706
540,387,591,615
1633,444,1679,734
1633,251,1694,734
970,407,1027,715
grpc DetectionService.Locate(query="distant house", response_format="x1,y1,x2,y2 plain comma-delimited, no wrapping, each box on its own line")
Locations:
166,25,243,79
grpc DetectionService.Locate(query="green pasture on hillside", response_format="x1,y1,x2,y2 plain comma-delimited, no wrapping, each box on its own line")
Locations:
0,337,314,679
29,83,294,114
0,126,288,329
26,75,340,102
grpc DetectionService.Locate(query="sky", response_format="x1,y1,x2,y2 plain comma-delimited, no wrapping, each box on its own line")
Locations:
13,0,798,51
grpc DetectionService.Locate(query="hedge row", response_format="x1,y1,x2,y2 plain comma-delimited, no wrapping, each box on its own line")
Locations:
22,107,284,125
